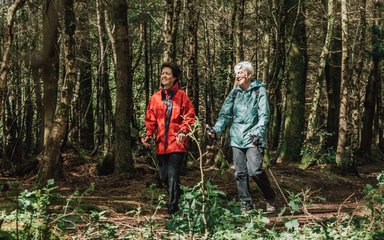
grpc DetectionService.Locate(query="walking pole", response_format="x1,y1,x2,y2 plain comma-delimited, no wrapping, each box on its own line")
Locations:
267,168,289,205
256,145,289,205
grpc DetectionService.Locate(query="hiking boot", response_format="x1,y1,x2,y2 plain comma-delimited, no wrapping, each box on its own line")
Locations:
240,201,252,213
265,202,276,214
167,205,179,215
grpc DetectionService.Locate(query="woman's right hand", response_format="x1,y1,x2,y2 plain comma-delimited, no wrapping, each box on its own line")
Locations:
205,124,216,139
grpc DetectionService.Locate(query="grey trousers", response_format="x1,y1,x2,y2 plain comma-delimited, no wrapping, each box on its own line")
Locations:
232,147,275,203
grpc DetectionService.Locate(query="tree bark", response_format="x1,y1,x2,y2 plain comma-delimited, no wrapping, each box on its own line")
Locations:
41,0,60,147
305,0,335,142
359,0,382,157
325,25,341,150
77,1,94,150
0,0,26,169
187,0,199,116
302,0,335,166
269,0,286,151
278,0,308,163
234,0,245,64
335,0,350,167
163,0,181,62
111,0,134,174
38,0,77,186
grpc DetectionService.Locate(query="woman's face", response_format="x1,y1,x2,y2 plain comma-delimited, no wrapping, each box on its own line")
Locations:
235,67,251,88
161,67,177,90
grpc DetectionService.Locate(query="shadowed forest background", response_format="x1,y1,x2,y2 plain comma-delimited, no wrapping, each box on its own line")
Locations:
0,0,384,239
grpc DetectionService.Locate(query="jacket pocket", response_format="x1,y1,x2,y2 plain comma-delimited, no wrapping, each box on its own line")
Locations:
171,105,183,123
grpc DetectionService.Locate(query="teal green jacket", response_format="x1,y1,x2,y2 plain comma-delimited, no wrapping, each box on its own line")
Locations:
212,79,269,148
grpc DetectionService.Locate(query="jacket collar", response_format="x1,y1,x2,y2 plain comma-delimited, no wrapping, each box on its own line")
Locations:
161,82,179,100
236,79,265,92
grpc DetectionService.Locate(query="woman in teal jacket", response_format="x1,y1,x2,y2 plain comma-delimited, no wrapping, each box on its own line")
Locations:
207,61,276,213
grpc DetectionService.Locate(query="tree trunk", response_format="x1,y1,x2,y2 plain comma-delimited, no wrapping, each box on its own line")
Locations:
305,0,335,141
94,0,114,174
335,0,350,167
25,70,34,158
234,0,245,64
163,0,181,62
350,0,367,157
269,0,286,151
32,68,45,154
42,0,60,147
302,0,335,166
278,0,308,163
359,0,382,157
143,13,150,107
325,25,341,150
77,1,94,150
38,0,77,186
111,0,134,174
187,0,199,116
0,0,26,169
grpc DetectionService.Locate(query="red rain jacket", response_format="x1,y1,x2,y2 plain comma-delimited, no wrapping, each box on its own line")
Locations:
145,83,195,154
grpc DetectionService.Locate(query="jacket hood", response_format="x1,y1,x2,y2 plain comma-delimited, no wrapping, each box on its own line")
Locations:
235,79,265,92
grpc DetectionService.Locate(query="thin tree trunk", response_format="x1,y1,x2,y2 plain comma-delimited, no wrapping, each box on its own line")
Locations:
325,24,341,150
163,0,181,62
38,0,77,186
234,0,245,64
77,1,94,150
305,0,335,142
269,0,286,151
32,68,45,154
350,0,367,158
0,0,26,169
25,70,34,158
42,0,60,147
359,0,382,156
111,0,134,174
95,0,114,174
143,13,150,107
187,0,199,116
335,0,350,167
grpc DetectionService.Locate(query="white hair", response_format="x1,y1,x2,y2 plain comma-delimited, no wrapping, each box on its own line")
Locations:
234,61,254,77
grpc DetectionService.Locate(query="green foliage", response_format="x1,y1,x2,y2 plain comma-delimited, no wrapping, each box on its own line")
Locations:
363,171,384,234
161,174,383,240
1,179,59,240
165,181,271,238
0,180,117,240
301,130,336,168
2,174,382,239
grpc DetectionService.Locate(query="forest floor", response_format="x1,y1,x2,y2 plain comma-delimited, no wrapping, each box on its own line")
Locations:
1,147,383,238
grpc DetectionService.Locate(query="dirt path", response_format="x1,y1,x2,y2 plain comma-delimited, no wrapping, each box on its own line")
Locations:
1,151,382,234
56,153,382,227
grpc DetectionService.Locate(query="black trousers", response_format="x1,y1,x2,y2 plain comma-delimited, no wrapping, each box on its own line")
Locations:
232,147,275,203
157,152,184,213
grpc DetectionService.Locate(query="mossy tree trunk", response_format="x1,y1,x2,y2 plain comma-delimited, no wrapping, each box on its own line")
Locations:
38,0,77,186
278,0,308,163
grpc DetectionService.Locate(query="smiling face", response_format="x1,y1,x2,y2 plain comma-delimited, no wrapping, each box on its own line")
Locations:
235,67,251,89
161,67,177,89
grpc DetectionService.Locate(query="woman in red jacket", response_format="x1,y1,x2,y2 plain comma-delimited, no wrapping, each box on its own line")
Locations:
141,62,195,214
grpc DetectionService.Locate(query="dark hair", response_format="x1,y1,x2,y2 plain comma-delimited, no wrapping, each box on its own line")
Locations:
161,62,182,83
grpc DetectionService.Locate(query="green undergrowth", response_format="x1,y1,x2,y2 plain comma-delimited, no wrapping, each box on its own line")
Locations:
1,171,383,239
